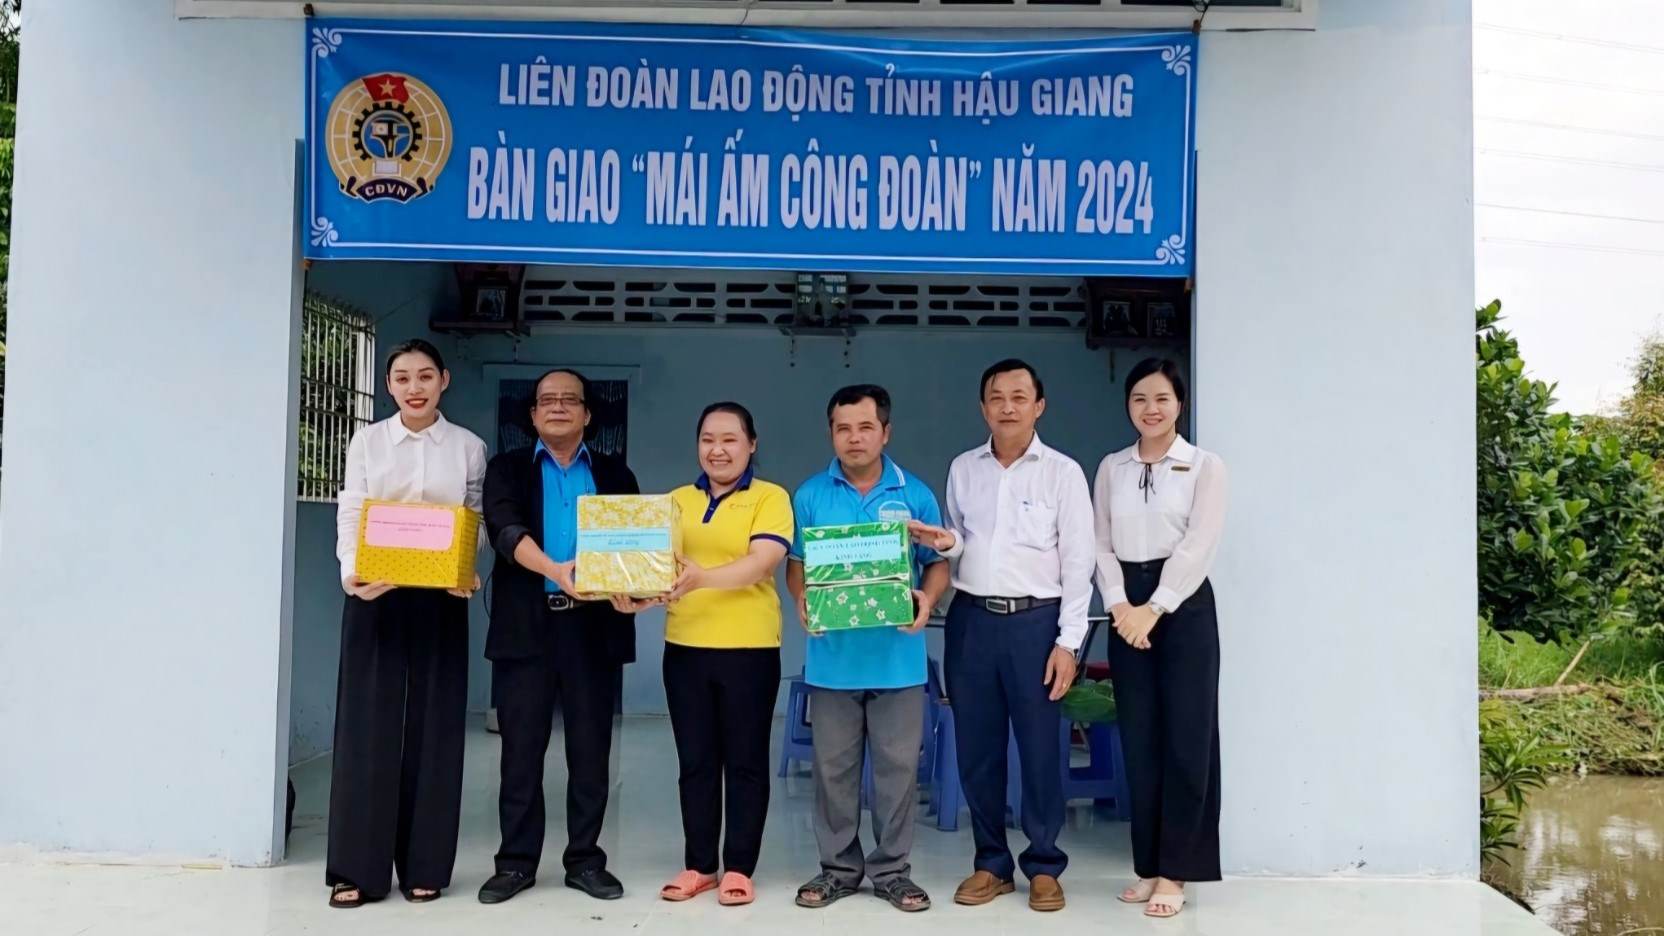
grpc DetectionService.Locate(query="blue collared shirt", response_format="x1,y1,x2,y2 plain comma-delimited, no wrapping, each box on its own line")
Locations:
536,440,596,593
790,455,946,690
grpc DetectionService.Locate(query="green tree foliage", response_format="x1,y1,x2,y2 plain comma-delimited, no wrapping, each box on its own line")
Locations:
1479,700,1563,865
1588,334,1664,636
1476,301,1661,645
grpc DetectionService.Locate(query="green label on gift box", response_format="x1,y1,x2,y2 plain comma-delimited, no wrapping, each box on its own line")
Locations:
805,581,915,633
801,521,909,586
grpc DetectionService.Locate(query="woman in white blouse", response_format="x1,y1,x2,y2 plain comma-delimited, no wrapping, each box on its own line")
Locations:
1092,358,1227,920
328,339,487,909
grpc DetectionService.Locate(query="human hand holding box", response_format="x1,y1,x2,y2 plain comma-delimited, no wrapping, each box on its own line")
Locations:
355,501,481,590
575,494,682,598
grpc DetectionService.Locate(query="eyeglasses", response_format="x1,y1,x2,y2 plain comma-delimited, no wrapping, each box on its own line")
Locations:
536,394,586,410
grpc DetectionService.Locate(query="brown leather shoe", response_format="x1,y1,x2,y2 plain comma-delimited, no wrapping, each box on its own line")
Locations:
1029,874,1065,912
953,870,1015,906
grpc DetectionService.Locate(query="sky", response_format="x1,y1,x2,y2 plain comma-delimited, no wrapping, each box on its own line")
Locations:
1474,0,1664,415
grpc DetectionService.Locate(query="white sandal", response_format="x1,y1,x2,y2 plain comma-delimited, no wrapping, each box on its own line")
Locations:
1118,878,1157,903
1145,890,1186,918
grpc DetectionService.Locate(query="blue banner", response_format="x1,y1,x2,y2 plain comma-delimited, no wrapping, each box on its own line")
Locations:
305,21,1195,275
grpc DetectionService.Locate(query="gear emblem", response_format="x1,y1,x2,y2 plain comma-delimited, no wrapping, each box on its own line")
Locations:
324,72,452,204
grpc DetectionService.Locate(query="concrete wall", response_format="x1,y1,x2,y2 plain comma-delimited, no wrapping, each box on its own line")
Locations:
0,1,303,865
1196,0,1477,876
0,0,1476,877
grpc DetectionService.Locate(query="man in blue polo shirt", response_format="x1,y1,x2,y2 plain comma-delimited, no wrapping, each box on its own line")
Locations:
786,384,950,914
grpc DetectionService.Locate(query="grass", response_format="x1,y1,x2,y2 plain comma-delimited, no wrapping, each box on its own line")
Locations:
1479,628,1664,689
1480,627,1664,775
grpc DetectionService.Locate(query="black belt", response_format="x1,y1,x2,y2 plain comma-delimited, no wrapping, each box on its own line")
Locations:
965,594,1061,615
1118,558,1169,575
546,593,584,613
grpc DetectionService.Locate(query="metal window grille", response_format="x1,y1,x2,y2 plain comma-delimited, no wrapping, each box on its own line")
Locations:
299,294,376,502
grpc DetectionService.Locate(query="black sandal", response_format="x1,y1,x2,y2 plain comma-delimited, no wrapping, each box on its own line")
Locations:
329,883,366,909
795,871,858,908
402,887,442,903
873,876,932,912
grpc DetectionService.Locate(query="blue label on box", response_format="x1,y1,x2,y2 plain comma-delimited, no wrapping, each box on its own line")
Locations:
804,534,903,568
578,528,672,552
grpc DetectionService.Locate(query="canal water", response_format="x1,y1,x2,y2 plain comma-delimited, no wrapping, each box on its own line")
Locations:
1497,775,1664,935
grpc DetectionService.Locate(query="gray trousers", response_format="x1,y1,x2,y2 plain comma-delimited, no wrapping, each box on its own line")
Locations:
810,685,926,886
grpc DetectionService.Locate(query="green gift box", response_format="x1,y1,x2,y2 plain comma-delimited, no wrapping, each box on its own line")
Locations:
805,581,916,633
801,521,910,586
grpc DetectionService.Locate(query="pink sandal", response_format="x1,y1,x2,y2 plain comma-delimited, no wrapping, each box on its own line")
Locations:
1146,889,1187,918
717,871,755,906
1119,878,1157,903
660,870,718,902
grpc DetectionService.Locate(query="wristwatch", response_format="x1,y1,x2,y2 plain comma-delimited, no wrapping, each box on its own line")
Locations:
1149,601,1169,617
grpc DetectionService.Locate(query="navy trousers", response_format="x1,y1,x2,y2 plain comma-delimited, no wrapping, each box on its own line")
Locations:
1108,559,1222,882
326,589,468,899
943,594,1068,881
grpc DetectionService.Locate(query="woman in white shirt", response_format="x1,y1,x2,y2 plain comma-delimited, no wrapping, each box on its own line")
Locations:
328,339,487,909
1092,358,1227,920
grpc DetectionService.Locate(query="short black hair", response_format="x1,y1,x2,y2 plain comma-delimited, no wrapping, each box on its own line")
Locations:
826,384,892,426
1125,357,1188,406
697,401,757,441
529,368,592,408
980,358,1045,401
384,338,445,378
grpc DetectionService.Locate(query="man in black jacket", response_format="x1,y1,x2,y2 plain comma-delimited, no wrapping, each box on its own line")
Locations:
478,369,639,905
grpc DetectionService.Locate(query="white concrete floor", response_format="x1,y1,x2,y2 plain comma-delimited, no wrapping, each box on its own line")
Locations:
2,717,1553,936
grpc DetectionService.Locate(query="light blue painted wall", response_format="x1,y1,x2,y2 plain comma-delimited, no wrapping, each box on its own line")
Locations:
1197,0,1478,876
0,1,303,865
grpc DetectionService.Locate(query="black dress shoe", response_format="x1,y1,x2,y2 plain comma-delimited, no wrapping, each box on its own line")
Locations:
565,868,624,900
478,871,536,904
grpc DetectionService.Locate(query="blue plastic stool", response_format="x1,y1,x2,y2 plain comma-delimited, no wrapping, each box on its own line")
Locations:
926,703,964,830
921,658,944,784
777,676,815,777
1072,720,1132,822
1006,717,1131,827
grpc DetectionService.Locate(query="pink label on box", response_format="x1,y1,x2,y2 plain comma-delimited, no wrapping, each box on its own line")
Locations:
365,505,456,550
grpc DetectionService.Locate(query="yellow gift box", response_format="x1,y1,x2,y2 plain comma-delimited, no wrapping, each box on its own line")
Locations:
575,495,681,598
355,500,481,590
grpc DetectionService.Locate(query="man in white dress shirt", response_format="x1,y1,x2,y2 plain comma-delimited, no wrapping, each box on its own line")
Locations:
908,359,1095,913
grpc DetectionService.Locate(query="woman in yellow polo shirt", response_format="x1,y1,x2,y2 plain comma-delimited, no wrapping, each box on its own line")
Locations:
656,401,794,908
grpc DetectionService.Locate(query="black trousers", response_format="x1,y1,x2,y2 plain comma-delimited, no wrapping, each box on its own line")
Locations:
662,642,781,877
943,595,1068,881
493,605,622,876
326,589,469,898
1107,559,1222,882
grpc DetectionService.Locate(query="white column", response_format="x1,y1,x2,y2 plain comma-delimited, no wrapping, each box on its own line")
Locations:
0,0,303,865
1195,0,1478,876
